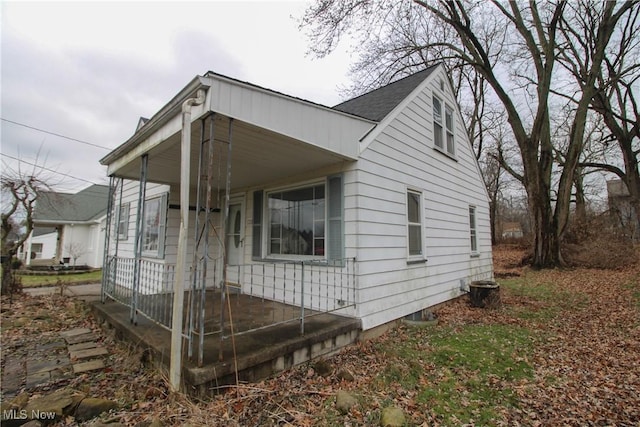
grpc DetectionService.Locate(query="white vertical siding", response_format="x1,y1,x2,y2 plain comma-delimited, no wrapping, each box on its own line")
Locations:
354,66,493,330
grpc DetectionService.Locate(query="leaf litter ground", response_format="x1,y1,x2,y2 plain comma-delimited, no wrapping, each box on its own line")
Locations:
1,245,638,426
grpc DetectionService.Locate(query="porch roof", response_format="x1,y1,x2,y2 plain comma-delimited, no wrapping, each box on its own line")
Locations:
101,72,376,189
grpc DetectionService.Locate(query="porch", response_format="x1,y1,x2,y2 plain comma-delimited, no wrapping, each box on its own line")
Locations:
93,292,360,397
98,257,360,395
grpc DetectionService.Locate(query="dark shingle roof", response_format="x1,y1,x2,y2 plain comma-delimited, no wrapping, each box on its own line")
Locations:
34,184,110,223
332,65,439,121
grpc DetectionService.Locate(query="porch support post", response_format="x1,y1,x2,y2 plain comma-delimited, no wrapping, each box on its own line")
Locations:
300,261,305,335
198,114,215,367
187,117,207,361
170,89,206,391
101,175,116,303
218,117,234,362
131,155,148,324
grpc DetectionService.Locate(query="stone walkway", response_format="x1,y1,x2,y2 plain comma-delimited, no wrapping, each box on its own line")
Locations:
1,327,108,400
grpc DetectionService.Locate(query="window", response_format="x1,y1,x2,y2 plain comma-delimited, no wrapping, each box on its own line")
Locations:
117,203,130,240
469,206,478,253
268,184,325,256
31,243,43,259
445,105,455,155
433,96,443,150
407,190,423,257
142,195,167,257
433,95,455,156
254,176,343,261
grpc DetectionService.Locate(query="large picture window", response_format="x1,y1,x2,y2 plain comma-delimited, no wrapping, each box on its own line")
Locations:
407,190,423,257
142,195,167,257
268,184,325,257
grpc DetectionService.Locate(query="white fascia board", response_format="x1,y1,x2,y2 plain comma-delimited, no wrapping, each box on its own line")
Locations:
208,75,375,160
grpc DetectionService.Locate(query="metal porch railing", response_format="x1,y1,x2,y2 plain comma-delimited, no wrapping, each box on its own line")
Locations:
102,256,357,364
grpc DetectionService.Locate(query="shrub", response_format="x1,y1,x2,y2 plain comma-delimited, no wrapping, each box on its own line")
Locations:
562,214,638,269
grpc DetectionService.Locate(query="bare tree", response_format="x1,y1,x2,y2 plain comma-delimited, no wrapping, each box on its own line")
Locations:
565,4,640,236
65,241,85,270
1,160,52,295
302,0,637,267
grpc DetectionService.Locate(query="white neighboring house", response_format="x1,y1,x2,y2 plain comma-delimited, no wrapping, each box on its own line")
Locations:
101,64,493,335
24,185,109,268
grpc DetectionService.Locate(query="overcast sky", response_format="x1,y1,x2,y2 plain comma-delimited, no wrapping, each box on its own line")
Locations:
1,1,354,193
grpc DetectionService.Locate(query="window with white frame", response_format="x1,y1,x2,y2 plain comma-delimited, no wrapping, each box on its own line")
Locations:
433,96,444,150
268,183,325,257
142,195,167,257
469,205,478,253
445,105,455,155
31,243,43,259
253,176,343,262
117,203,130,240
407,190,423,257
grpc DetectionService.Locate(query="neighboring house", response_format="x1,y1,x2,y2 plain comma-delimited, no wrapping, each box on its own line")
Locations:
100,65,493,363
607,179,639,239
501,222,524,239
24,185,110,268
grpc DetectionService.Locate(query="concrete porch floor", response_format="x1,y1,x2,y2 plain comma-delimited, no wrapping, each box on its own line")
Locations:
91,294,361,397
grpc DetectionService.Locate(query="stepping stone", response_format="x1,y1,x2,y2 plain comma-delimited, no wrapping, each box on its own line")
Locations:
36,340,67,351
60,328,92,338
27,358,70,374
73,359,105,374
69,347,108,360
65,333,99,345
68,341,99,352
26,370,50,388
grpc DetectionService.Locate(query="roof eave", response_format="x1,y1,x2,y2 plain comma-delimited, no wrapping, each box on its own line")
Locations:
100,75,212,166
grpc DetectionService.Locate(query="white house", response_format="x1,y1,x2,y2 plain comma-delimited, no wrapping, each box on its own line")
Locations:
100,65,493,368
24,185,109,268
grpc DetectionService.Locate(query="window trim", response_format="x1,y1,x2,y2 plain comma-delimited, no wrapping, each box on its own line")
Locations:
406,189,425,261
469,205,478,255
445,104,455,155
432,96,444,150
116,202,130,240
264,179,327,260
141,194,167,258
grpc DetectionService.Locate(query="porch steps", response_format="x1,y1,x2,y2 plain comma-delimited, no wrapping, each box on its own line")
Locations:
90,300,361,397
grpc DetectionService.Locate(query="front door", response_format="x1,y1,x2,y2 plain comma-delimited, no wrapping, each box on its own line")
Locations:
225,200,244,288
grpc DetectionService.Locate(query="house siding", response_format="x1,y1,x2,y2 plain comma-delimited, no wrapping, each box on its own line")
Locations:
353,66,493,330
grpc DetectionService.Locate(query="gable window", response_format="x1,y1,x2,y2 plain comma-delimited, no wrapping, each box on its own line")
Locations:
433,96,443,150
407,190,423,257
445,105,455,155
142,195,167,257
469,205,478,253
268,183,325,257
117,203,130,240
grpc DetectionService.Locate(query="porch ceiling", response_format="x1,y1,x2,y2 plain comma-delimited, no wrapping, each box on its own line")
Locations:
111,114,354,190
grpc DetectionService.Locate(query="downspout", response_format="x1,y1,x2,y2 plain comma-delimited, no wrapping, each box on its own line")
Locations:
170,88,206,391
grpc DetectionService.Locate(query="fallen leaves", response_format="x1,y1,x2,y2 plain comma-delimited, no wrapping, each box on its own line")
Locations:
2,245,639,425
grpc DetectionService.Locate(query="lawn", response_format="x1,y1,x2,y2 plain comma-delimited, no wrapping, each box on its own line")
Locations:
2,246,639,426
18,269,102,288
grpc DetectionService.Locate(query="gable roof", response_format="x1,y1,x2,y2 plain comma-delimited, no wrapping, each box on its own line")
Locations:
34,184,110,223
332,65,439,121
